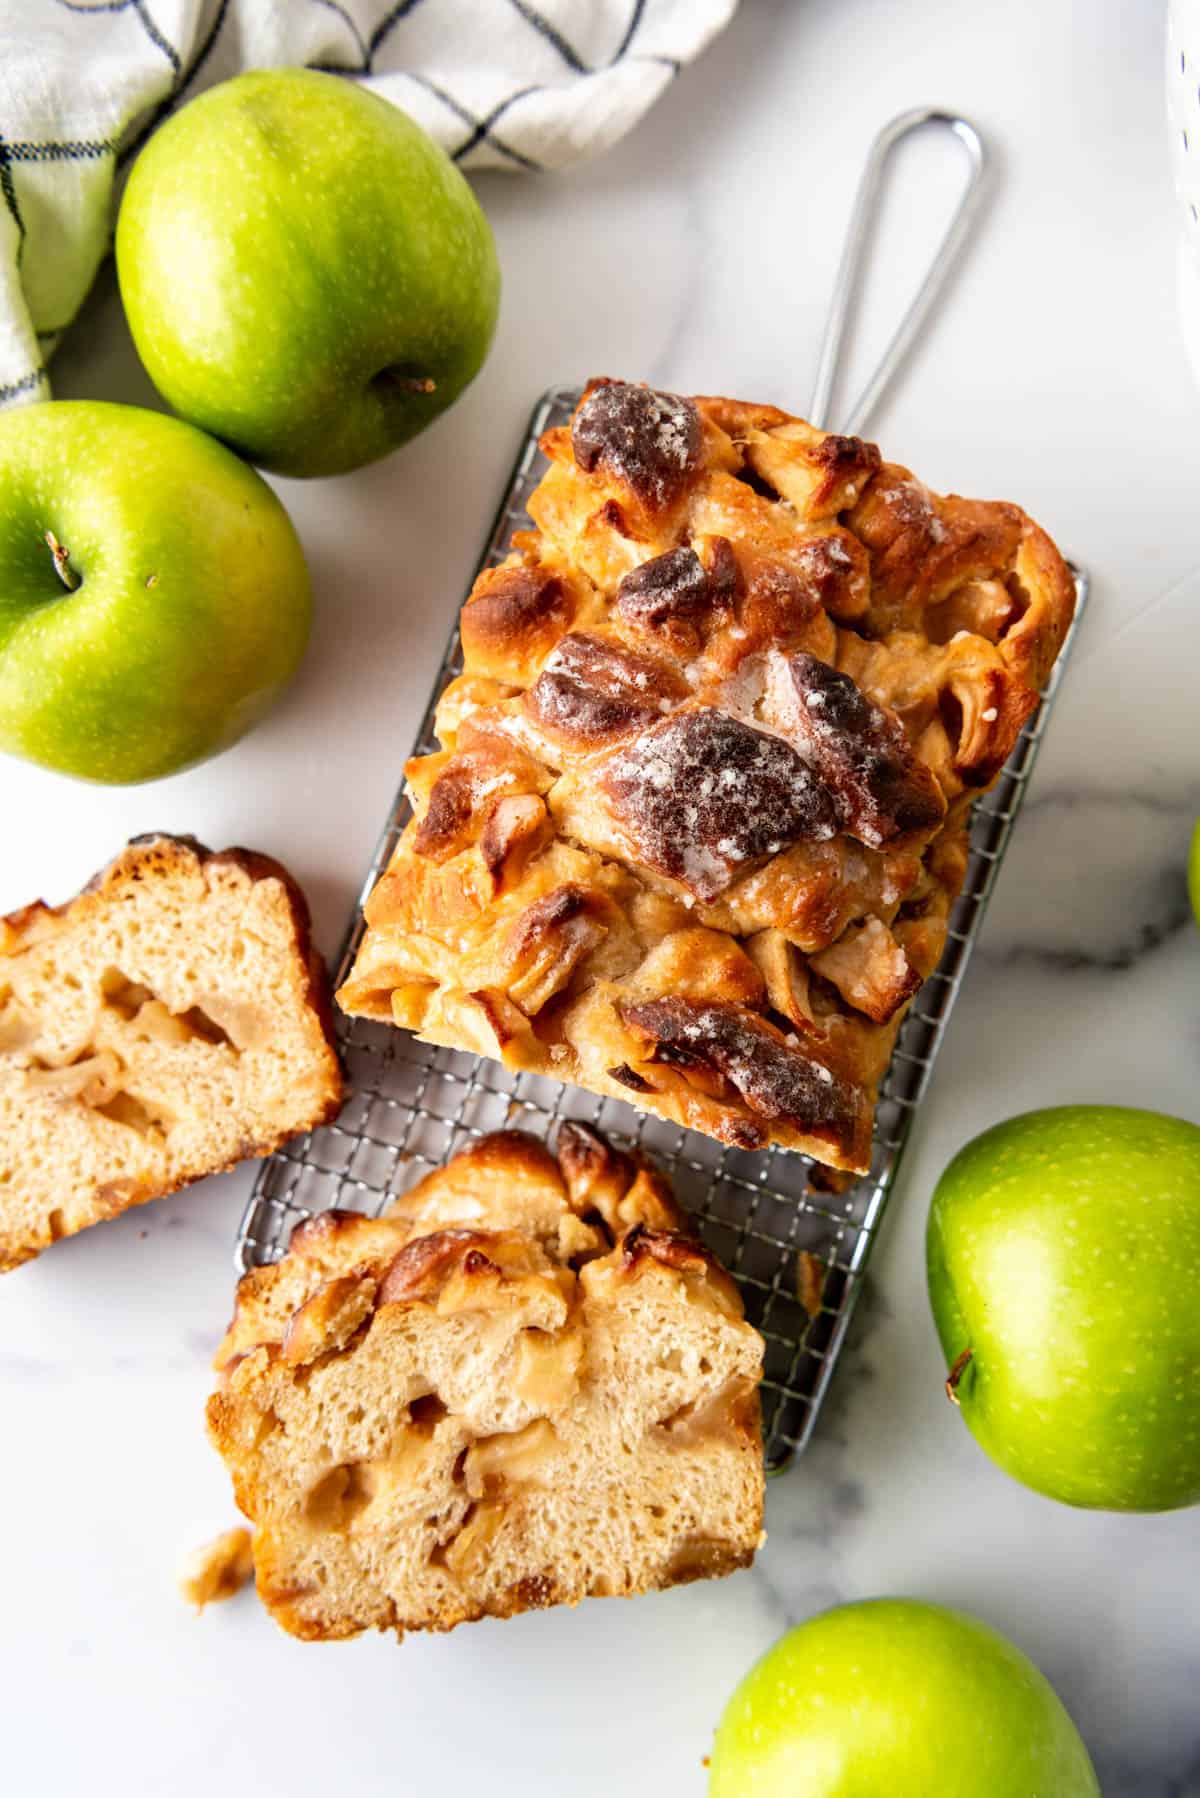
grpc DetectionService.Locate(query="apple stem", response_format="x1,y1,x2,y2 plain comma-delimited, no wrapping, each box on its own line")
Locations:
45,531,80,591
944,1347,973,1405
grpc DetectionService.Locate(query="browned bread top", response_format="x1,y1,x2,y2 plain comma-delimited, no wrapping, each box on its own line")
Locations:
209,1123,765,1641
0,833,343,1271
338,381,1075,1169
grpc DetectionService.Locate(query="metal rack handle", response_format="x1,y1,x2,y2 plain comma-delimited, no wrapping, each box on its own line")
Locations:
809,107,987,437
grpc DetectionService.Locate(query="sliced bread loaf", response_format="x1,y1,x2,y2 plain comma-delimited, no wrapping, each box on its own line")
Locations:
0,834,343,1271
209,1124,765,1640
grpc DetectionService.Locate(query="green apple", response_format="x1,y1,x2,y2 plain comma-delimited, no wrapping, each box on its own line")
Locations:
115,69,500,478
0,401,311,783
1189,819,1200,924
709,1599,1098,1797
928,1105,1200,1511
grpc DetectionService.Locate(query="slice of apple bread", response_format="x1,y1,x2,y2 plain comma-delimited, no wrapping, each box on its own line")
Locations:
0,834,343,1271
208,1124,765,1641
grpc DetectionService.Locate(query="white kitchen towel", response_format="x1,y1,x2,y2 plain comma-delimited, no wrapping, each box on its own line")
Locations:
0,0,737,408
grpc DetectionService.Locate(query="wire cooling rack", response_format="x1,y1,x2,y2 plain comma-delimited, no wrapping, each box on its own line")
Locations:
237,386,1088,1474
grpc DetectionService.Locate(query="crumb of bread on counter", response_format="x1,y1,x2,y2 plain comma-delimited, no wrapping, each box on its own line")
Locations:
178,1527,254,1611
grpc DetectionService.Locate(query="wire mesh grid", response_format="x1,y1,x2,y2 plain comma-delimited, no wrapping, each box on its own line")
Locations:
237,385,1088,1474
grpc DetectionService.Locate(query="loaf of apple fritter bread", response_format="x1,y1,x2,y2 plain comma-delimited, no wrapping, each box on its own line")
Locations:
208,1124,765,1640
0,835,343,1271
338,382,1076,1169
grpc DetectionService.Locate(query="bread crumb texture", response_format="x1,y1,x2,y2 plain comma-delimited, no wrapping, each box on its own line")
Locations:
0,834,343,1271
209,1124,765,1641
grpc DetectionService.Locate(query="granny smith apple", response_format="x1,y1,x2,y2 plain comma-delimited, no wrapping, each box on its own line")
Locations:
928,1105,1200,1511
115,69,500,478
1189,819,1200,924
0,401,311,783
709,1599,1098,1797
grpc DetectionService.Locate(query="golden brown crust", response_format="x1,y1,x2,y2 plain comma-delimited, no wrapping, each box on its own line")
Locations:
461,557,591,684
338,383,1075,1170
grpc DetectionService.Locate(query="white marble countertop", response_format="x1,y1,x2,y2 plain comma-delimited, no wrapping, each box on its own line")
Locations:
4,3,1199,1793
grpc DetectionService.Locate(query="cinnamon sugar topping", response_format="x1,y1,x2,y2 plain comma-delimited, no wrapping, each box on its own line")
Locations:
601,707,836,901
525,632,684,747
572,382,702,510
782,654,944,846
617,547,712,631
620,996,854,1140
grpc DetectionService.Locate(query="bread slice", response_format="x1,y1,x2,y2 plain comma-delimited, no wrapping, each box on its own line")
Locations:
209,1124,765,1641
0,834,343,1271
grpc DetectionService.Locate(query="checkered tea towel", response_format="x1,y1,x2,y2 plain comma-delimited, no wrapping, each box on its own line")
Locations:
0,0,737,409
